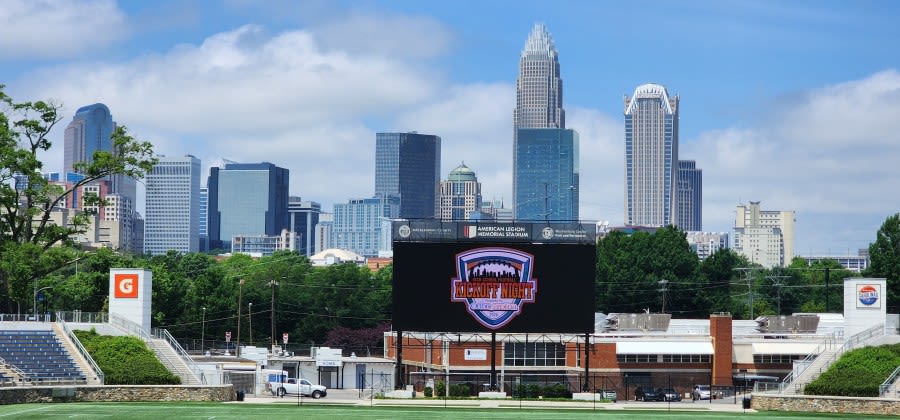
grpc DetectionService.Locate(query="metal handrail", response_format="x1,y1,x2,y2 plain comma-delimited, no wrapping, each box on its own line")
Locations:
775,331,841,393
108,313,153,341
152,327,205,385
108,314,201,384
879,365,900,397
0,355,28,381
55,311,108,324
781,323,884,394
56,312,105,385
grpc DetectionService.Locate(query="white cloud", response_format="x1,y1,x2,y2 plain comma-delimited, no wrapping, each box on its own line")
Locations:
566,107,624,223
0,0,127,60
18,22,448,215
393,83,515,202
683,70,900,253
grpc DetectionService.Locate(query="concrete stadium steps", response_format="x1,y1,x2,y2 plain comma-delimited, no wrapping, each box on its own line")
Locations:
51,323,102,385
146,338,201,385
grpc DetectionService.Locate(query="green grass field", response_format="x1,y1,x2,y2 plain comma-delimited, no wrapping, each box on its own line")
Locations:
0,403,895,419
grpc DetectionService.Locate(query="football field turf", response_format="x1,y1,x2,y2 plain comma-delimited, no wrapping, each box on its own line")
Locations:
0,403,894,419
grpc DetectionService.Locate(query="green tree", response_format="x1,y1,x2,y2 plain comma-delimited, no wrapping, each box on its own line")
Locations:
596,226,699,315
0,86,156,312
696,249,746,315
865,213,900,313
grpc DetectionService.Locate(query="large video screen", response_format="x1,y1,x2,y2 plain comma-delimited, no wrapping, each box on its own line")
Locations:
392,242,596,333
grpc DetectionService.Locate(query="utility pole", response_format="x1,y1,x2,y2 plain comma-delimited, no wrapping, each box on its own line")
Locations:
767,274,790,315
658,280,669,313
734,268,756,319
269,278,279,348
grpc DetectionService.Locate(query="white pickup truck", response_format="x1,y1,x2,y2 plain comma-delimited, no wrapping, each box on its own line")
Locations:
266,377,327,398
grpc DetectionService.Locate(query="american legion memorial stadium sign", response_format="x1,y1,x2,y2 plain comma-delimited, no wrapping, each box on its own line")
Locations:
392,221,597,333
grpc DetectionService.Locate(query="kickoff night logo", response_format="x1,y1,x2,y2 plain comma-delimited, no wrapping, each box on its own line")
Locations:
450,247,537,329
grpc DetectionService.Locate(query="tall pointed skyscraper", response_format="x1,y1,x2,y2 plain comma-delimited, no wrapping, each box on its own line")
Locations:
624,84,679,227
513,24,571,219
514,24,564,130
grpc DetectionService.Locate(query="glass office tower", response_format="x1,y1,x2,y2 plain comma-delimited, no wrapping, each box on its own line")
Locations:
375,132,441,219
513,24,565,217
514,128,579,221
676,160,702,231
144,155,201,255
207,162,290,251
624,83,679,227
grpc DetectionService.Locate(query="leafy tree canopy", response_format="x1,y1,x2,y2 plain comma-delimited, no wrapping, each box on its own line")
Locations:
0,85,156,312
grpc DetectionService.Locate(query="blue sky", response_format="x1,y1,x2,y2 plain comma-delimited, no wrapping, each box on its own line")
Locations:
2,0,900,256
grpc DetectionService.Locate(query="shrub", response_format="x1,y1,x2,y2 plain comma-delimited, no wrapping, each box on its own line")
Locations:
75,329,181,385
450,383,470,397
542,383,570,398
805,344,900,397
424,386,433,397
435,380,445,397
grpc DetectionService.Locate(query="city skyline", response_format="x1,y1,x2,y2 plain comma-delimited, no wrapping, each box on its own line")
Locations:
3,1,900,255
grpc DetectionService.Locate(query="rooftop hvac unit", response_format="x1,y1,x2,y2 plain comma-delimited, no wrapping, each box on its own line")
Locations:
755,314,820,333
604,313,671,331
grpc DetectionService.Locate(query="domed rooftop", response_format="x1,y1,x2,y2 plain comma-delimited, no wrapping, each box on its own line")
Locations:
448,162,477,182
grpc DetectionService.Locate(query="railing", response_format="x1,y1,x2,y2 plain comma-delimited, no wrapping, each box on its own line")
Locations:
152,327,205,385
879,365,900,397
107,314,202,385
0,313,54,322
0,355,28,382
772,331,842,394
55,311,108,324
776,323,884,394
108,313,152,341
55,313,105,385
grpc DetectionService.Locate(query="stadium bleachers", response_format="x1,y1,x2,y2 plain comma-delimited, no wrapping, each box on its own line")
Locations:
0,330,86,383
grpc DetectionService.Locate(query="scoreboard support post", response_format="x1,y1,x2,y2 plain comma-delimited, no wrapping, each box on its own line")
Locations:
583,332,591,392
490,332,497,391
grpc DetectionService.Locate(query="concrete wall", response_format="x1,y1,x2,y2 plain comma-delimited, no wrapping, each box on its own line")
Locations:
0,385,233,405
753,394,900,416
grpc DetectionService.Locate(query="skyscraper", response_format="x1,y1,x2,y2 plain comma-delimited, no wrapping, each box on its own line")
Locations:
439,163,482,221
332,196,399,257
63,103,138,248
288,196,321,257
199,186,209,252
733,201,795,268
514,128,579,221
144,155,201,255
514,24,564,130
676,160,702,231
514,24,564,216
624,83,679,227
375,132,441,219
63,104,114,176
207,162,290,251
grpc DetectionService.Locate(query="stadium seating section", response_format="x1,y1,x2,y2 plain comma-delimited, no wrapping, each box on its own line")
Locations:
0,330,86,383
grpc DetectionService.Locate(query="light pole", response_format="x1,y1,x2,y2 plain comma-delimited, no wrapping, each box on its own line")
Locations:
248,302,253,346
201,307,206,353
33,286,53,320
236,279,245,357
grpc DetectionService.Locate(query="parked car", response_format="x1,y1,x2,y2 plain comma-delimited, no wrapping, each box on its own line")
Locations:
661,387,681,401
600,389,617,402
641,388,665,402
267,377,327,398
692,385,711,401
